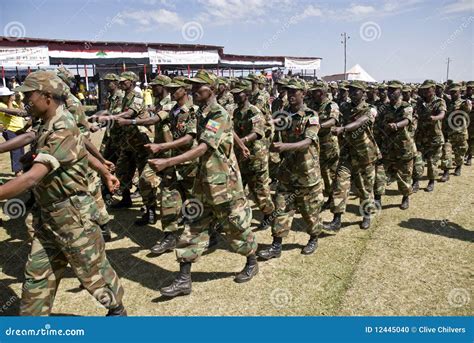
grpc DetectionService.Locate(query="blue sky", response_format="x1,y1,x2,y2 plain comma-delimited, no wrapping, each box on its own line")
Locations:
1,0,473,82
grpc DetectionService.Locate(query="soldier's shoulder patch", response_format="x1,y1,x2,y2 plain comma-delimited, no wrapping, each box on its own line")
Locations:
251,115,262,123
308,116,319,125
133,97,143,105
403,106,414,115
205,119,221,133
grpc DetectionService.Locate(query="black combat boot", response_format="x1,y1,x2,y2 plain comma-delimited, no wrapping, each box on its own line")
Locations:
440,170,450,182
234,254,259,283
150,232,178,255
426,179,435,192
465,154,472,166
400,196,409,210
100,223,112,242
374,194,382,209
135,206,157,226
106,304,127,316
111,189,132,209
360,216,371,230
160,262,192,297
323,213,342,234
454,165,462,176
301,236,318,255
412,179,420,193
257,237,282,260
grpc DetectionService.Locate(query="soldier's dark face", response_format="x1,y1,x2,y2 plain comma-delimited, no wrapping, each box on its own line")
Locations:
22,91,49,117
152,85,164,98
450,89,460,100
233,91,247,105
349,87,364,103
378,89,387,100
287,88,304,106
388,88,401,102
106,80,117,92
311,89,324,103
339,89,348,98
193,84,212,105
466,87,473,97
421,87,435,101
169,86,186,101
435,87,443,97
120,80,133,92
402,91,411,101
251,82,258,92
218,84,226,94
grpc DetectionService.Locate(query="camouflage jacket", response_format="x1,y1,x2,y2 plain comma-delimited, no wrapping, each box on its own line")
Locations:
378,99,415,160
32,105,89,207
249,89,273,138
271,93,288,113
233,102,267,172
121,90,152,147
66,90,91,139
277,104,321,187
339,100,380,166
106,89,124,136
415,96,446,146
217,91,235,117
312,98,340,160
194,100,245,205
443,97,472,137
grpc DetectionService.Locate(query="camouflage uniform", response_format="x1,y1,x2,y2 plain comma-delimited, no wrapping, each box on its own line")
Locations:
377,95,415,196
415,81,447,180
176,99,257,262
331,93,379,215
217,78,235,116
101,73,124,165
271,101,324,239
308,81,340,198
116,72,159,207
441,84,472,170
372,95,390,197
404,89,425,182
15,72,124,315
465,81,474,159
232,87,274,215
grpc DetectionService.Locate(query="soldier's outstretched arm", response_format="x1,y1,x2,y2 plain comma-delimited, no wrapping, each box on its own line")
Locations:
271,138,312,153
148,142,208,173
0,163,49,200
144,134,194,155
0,131,35,154
320,118,336,129
343,114,370,131
0,107,29,118
88,153,120,193
431,111,445,121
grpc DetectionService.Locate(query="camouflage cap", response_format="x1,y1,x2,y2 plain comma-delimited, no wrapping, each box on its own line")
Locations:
276,77,290,85
466,81,474,88
329,81,338,89
447,82,462,91
419,79,436,89
103,73,120,81
230,79,252,93
119,71,139,82
339,81,349,90
245,73,258,82
216,77,230,86
377,83,388,90
14,70,67,96
402,85,412,92
367,83,377,90
166,76,191,89
348,80,366,91
387,80,403,89
56,66,75,84
149,74,171,86
436,82,445,89
189,70,217,86
283,78,306,91
308,80,328,91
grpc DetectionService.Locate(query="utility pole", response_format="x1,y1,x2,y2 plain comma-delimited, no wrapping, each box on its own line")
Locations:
446,57,451,81
341,32,350,80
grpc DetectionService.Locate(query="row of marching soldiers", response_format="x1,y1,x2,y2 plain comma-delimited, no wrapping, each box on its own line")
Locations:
0,67,472,315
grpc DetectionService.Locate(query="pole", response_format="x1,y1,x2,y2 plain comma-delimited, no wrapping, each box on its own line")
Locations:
84,65,89,91
144,64,147,83
341,32,350,80
187,65,191,77
446,57,450,81
1,65,5,87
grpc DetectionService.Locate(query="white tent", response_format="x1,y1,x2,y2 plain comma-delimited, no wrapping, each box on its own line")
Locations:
323,64,377,83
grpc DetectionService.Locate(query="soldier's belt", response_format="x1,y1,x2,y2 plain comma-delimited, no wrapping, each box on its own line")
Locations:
44,192,91,212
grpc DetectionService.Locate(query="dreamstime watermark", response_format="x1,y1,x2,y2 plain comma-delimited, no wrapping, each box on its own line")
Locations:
439,16,474,53
270,288,293,309
2,199,26,219
3,21,26,41
84,12,123,49
181,21,204,42
447,288,470,308
272,110,293,131
261,12,309,51
181,198,204,221
359,21,382,42
447,110,470,132
259,189,300,228
359,198,382,219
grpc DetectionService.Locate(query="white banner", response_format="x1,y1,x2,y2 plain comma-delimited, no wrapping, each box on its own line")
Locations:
148,48,219,65
48,49,148,60
284,57,321,70
0,46,49,67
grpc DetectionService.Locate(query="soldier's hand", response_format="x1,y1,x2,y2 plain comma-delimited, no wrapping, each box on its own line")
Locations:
148,158,169,172
88,114,99,123
241,146,251,159
331,126,344,135
104,174,120,194
104,160,115,173
270,142,284,153
387,123,398,131
115,118,130,126
144,143,164,154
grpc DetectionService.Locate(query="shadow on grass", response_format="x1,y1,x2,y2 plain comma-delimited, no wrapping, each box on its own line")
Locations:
399,218,474,242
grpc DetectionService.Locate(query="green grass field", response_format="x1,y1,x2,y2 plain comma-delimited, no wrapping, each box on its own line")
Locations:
0,131,472,316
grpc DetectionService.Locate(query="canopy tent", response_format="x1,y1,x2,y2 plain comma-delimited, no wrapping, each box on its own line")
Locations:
323,64,376,83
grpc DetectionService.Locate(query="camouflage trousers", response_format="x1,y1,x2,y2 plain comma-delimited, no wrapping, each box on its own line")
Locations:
441,133,468,170
160,167,195,233
101,131,122,165
374,160,387,196
176,197,257,263
242,167,275,215
419,143,443,180
116,147,159,207
383,159,414,196
331,158,376,215
269,152,281,182
20,194,124,316
320,154,339,198
468,130,474,155
88,171,110,226
271,182,324,238
412,150,424,181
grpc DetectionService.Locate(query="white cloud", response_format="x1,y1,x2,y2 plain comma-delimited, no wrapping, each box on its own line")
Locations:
301,5,323,18
442,0,474,14
123,9,183,29
349,5,376,16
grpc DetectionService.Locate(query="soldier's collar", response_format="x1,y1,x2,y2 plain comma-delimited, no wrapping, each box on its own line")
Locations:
160,94,172,106
43,105,66,130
